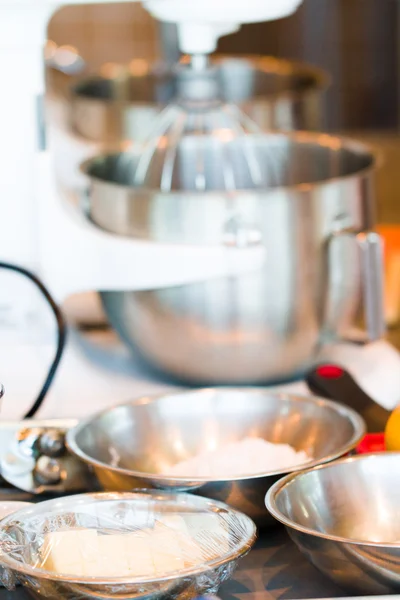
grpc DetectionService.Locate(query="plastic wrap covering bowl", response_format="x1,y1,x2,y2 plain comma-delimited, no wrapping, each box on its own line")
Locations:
0,491,256,599
0,503,32,521
0,502,32,589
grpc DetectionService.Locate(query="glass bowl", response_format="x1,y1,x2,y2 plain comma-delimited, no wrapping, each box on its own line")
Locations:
0,491,256,599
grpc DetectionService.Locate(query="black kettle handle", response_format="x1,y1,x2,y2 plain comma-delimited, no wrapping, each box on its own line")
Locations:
306,364,390,433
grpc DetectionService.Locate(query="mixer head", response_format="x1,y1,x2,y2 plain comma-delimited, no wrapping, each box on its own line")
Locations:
145,0,305,54
15,0,304,56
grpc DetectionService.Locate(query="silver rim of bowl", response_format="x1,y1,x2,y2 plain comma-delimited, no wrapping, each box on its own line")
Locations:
79,130,380,194
265,451,400,547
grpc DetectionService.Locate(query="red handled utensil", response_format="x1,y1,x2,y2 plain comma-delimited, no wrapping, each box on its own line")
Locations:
356,433,386,453
305,364,390,434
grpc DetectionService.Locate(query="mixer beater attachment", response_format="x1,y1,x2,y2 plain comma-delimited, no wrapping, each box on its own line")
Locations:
124,56,287,193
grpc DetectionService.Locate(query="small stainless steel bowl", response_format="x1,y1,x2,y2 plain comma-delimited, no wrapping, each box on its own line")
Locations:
266,452,400,594
66,389,365,527
0,491,256,599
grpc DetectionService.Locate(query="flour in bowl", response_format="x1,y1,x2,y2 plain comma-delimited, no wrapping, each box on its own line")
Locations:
166,437,312,478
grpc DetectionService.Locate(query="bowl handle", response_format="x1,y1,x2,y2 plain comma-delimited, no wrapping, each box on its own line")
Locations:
357,231,386,340
321,228,385,344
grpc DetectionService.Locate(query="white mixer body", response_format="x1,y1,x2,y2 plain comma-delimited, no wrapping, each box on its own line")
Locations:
0,0,297,329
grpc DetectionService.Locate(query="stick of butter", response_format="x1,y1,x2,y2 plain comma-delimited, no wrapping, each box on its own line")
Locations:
40,521,206,579
154,515,205,567
183,514,230,558
41,529,156,578
41,529,99,577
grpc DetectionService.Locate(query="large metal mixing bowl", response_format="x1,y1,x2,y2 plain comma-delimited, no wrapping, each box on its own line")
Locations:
66,389,365,527
50,55,328,203
266,453,400,594
82,131,384,384
69,55,329,143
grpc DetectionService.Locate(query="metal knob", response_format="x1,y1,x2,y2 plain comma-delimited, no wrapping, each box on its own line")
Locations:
222,215,263,248
38,429,66,458
33,456,62,485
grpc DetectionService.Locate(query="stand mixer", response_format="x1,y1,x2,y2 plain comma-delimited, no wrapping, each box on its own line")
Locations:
0,0,303,322
0,0,396,413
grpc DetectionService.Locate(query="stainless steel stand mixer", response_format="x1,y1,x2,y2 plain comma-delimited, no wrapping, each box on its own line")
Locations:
1,0,289,330
0,0,385,386
80,47,385,384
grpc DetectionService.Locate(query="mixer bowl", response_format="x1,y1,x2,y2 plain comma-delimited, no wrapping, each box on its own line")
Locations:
266,453,400,594
66,388,365,527
68,55,329,143
81,131,382,384
49,55,329,219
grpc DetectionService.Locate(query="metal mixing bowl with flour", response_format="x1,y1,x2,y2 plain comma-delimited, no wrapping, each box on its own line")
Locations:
81,131,384,384
66,388,365,526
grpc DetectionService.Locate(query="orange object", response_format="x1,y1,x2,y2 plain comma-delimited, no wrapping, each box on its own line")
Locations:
376,225,400,325
385,406,400,451
377,224,400,252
